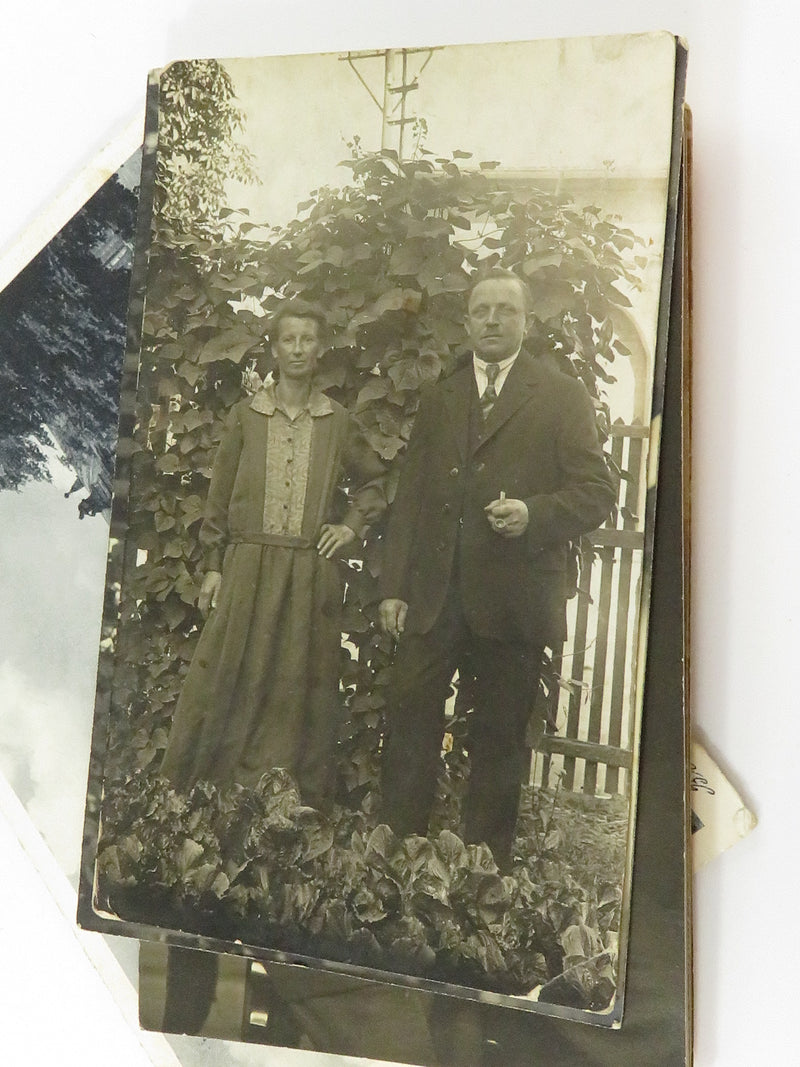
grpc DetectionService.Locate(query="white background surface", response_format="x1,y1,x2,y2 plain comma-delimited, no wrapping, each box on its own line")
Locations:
0,3,798,1065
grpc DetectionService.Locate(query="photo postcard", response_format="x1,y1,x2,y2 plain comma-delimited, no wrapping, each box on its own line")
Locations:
79,31,687,1029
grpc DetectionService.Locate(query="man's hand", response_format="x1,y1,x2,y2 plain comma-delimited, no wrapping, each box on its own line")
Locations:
379,598,408,640
317,523,356,559
198,570,222,616
484,497,529,538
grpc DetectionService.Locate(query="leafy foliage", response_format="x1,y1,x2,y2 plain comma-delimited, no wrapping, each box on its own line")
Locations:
0,170,137,493
97,768,624,1006
117,135,646,799
154,60,259,235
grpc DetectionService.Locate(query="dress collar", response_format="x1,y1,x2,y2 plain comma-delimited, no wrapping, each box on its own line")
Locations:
249,381,333,418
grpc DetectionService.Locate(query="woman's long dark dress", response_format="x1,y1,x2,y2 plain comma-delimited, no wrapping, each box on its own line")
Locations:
160,383,385,807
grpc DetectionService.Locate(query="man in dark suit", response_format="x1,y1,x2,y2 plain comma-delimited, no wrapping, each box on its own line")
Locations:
378,268,616,870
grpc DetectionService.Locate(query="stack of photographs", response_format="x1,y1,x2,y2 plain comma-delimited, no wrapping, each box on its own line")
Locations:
58,31,691,1066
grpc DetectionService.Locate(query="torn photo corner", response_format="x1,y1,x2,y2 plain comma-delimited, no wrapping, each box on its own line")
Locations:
78,32,688,1031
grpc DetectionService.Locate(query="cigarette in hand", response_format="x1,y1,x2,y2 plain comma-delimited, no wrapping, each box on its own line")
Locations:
495,490,507,529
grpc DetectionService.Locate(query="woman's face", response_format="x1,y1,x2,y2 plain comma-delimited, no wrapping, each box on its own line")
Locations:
272,316,323,381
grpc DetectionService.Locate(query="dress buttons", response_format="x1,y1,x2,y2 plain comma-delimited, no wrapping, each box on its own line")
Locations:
449,467,459,478
442,503,451,512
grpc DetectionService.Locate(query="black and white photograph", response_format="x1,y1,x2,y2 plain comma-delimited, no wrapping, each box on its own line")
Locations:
78,33,684,1024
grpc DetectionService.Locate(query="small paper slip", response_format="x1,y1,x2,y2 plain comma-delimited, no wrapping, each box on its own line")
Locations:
690,739,757,871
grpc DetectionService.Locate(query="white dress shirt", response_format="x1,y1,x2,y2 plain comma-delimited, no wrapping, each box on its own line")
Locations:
472,350,520,399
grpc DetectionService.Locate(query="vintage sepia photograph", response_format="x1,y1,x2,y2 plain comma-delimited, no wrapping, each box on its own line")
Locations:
81,33,685,1024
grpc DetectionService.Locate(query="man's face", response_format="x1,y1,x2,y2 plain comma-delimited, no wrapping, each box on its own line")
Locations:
466,278,531,362
272,316,323,381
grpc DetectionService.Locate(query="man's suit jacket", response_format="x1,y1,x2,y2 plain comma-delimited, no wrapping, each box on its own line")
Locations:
379,350,617,645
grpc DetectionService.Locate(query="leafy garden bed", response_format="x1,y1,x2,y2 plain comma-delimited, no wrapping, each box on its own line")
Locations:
96,765,626,1011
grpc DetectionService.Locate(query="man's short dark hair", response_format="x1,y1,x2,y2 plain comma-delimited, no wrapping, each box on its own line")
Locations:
467,267,533,313
267,299,330,343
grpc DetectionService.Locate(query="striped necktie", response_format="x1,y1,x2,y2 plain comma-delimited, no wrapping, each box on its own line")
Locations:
481,361,500,420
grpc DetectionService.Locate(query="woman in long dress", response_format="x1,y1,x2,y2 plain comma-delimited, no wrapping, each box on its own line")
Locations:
160,300,385,809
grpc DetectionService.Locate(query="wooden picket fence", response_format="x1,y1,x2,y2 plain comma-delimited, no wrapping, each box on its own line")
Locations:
532,423,649,797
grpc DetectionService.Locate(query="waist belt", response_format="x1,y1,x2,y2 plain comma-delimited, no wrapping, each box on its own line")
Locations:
229,533,316,550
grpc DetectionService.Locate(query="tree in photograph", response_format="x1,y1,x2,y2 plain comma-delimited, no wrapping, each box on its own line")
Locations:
154,59,260,235
0,170,138,494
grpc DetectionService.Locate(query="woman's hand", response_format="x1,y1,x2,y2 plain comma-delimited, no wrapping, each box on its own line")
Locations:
198,571,222,616
317,523,356,559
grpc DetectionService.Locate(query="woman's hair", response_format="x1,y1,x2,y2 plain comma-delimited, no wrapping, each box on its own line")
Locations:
267,299,330,344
